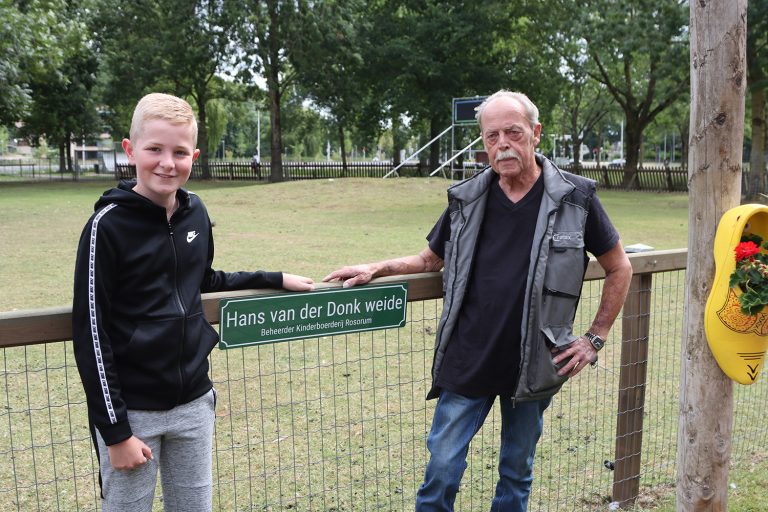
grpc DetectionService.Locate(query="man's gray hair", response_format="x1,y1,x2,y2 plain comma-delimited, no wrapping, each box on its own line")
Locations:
475,90,539,130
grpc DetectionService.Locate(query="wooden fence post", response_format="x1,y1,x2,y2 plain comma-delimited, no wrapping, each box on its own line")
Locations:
677,2,746,510
613,272,653,507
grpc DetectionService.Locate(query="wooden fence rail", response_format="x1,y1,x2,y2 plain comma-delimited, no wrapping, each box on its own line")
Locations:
1,249,767,510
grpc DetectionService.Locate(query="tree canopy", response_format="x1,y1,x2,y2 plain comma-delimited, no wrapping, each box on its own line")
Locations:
3,0,766,188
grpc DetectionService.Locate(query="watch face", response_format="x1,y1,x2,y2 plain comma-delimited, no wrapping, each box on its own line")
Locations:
587,333,604,350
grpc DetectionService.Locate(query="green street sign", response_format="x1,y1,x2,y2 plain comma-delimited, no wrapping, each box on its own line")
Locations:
218,283,408,349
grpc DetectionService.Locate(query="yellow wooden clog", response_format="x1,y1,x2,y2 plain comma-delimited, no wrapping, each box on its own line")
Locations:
704,204,768,384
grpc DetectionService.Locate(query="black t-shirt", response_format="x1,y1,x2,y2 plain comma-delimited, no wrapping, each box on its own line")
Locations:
427,172,619,397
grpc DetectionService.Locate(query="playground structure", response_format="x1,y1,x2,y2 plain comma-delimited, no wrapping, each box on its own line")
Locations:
384,96,488,180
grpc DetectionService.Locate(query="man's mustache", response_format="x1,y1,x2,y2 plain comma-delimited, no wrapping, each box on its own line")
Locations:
495,149,521,162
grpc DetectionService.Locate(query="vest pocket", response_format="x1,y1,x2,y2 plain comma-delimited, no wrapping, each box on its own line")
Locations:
526,334,569,394
540,231,585,347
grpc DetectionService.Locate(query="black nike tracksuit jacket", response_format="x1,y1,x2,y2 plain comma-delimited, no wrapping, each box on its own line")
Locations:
72,180,283,446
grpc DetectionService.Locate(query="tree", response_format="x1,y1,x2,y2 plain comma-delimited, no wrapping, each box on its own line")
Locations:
677,2,747,511
0,0,67,127
745,0,768,201
556,72,614,167
233,0,306,182
526,11,619,168
18,0,100,174
22,44,100,173
358,0,527,172
222,95,267,158
0,0,33,125
92,1,169,135
292,0,366,174
568,0,689,187
94,0,237,177
651,94,690,166
206,99,229,157
280,90,329,160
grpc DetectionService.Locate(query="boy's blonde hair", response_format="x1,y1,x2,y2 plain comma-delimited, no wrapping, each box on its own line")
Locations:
129,93,198,144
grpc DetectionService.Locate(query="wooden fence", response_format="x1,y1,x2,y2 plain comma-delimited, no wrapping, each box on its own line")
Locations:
112,160,697,192
6,157,764,194
564,164,689,192
115,161,432,182
3,249,767,510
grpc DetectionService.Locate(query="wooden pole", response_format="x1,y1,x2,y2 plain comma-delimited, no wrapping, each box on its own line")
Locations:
677,1,747,511
613,273,652,507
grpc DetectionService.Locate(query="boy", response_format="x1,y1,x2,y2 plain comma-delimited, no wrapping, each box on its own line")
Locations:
72,93,314,512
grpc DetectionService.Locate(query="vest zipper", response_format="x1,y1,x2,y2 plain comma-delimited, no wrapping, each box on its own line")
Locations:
513,208,557,400
433,202,465,375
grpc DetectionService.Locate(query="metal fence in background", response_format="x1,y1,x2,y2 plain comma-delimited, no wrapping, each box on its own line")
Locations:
4,159,765,195
1,252,768,511
114,161,432,182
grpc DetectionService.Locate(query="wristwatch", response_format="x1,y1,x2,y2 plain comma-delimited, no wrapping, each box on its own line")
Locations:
584,332,605,351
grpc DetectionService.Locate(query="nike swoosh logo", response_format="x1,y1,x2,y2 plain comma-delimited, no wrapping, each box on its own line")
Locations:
187,231,199,243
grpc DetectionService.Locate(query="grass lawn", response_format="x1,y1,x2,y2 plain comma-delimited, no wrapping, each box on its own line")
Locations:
0,179,688,311
2,177,767,510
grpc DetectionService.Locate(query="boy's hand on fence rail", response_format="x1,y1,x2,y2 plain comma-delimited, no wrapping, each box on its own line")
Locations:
282,273,315,292
107,435,153,471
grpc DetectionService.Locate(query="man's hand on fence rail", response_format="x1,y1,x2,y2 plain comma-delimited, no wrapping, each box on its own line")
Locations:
324,248,444,288
323,264,377,288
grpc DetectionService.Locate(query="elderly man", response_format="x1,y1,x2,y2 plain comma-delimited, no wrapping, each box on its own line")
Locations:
324,90,632,511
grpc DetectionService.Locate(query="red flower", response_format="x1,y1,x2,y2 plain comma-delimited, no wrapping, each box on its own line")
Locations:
735,241,761,261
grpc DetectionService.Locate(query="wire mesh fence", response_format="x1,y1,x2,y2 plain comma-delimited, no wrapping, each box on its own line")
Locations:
1,260,767,511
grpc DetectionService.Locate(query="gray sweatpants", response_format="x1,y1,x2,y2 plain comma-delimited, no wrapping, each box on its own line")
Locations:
95,389,216,512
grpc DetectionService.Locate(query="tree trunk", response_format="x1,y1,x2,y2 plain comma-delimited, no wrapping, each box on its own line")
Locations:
392,116,402,166
596,135,603,168
268,78,283,183
747,84,766,201
429,118,441,172
338,123,347,177
267,0,284,183
621,118,643,188
571,141,580,167
197,91,211,180
570,107,581,168
58,142,65,173
66,138,73,174
676,2,746,511
417,132,428,176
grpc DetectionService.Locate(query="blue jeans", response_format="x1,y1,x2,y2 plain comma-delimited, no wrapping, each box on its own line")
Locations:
415,391,551,512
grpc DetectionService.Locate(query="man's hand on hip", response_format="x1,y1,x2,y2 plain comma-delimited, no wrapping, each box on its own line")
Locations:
551,336,598,377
